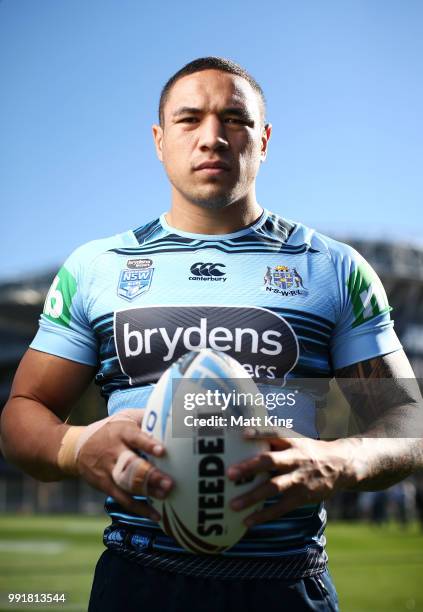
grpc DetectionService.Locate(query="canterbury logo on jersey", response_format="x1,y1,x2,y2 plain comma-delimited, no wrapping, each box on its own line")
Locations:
114,305,299,385
189,262,226,281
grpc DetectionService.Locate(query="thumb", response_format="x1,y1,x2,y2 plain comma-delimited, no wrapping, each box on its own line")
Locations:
74,409,145,458
244,426,304,448
109,408,145,427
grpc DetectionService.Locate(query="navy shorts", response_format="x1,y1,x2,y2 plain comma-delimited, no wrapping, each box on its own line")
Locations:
88,549,339,612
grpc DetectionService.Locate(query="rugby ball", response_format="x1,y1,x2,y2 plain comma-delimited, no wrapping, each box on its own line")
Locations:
142,348,269,554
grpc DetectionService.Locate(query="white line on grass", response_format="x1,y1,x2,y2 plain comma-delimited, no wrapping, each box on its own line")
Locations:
0,540,68,554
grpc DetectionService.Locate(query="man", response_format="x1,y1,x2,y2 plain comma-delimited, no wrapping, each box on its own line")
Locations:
1,57,422,612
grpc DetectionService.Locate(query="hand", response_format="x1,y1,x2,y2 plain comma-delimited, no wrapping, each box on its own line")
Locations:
75,409,173,521
227,429,351,527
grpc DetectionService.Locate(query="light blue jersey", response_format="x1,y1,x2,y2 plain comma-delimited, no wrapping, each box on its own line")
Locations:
31,209,401,577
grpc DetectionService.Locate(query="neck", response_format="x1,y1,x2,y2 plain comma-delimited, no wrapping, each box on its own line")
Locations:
165,193,263,235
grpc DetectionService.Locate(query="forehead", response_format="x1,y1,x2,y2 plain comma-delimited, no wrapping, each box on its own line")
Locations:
164,69,261,117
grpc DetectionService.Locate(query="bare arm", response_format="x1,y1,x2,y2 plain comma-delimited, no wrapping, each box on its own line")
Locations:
0,348,173,519
228,349,423,525
0,348,95,481
334,349,423,490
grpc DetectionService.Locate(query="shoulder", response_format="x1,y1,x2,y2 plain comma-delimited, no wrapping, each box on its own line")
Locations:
61,230,138,275
69,230,136,263
283,218,371,283
286,219,361,263
262,210,359,259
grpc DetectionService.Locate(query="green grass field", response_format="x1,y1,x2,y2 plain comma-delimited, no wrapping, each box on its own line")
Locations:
0,514,422,612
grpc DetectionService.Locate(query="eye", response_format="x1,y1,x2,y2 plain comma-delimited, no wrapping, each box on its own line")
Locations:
178,117,199,124
225,117,254,127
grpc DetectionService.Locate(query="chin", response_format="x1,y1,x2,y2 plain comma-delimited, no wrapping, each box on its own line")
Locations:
192,190,236,210
194,199,232,210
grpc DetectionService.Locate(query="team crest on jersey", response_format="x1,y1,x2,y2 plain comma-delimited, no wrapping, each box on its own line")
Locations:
264,265,308,296
118,266,154,301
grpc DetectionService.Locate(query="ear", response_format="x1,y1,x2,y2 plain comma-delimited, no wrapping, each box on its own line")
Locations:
260,123,272,162
152,124,164,162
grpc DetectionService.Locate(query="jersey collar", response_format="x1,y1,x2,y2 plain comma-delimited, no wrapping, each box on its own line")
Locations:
159,208,270,240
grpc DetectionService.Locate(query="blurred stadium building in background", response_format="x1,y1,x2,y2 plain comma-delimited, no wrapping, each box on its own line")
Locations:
1,239,423,520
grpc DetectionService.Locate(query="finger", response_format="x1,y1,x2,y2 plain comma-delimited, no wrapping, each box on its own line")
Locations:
106,477,161,521
112,450,173,497
75,411,148,458
231,475,285,511
110,408,145,427
243,485,313,527
227,449,296,481
124,428,167,457
141,464,174,499
244,427,304,443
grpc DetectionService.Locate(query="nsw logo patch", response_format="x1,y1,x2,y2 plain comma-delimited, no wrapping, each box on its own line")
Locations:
117,266,154,301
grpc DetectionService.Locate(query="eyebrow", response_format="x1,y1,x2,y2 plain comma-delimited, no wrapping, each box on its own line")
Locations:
172,106,254,121
172,106,202,117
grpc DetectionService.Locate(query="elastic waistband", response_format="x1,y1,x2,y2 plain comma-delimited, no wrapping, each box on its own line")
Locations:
103,523,328,580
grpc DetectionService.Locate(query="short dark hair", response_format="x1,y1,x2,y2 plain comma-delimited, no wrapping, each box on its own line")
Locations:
158,56,266,126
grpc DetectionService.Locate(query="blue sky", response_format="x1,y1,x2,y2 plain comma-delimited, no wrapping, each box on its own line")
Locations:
1,0,422,280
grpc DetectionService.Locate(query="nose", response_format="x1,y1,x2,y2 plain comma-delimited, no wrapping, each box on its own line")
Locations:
198,115,229,152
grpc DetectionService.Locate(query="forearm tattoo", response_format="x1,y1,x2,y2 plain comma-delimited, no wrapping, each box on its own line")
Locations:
335,352,423,489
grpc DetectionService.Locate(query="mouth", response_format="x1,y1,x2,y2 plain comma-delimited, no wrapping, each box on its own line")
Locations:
194,160,231,175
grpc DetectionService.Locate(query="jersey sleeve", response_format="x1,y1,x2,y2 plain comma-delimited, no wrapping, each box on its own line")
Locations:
30,245,98,366
330,244,402,370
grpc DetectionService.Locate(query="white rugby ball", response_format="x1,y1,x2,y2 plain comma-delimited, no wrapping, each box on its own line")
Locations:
141,348,269,554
